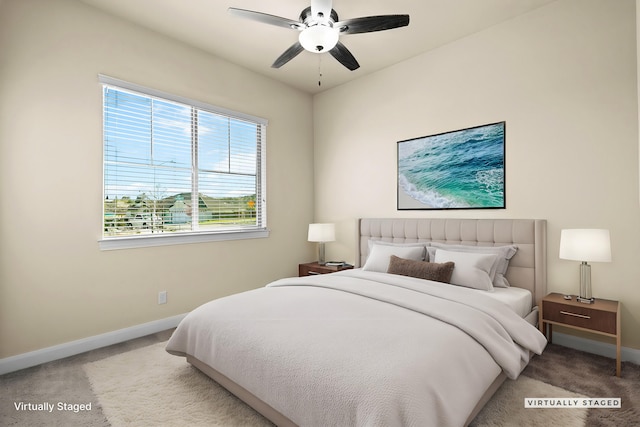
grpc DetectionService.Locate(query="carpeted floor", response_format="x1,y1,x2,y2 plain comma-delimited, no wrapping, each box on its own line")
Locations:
522,344,640,426
83,342,274,427
1,330,638,427
1,330,173,427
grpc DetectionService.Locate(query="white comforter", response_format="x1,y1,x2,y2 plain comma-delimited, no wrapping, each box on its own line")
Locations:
166,269,547,427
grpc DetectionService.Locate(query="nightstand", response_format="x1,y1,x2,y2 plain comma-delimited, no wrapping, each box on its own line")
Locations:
298,262,353,277
539,292,621,376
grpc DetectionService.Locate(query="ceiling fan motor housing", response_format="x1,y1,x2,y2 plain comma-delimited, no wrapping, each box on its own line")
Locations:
298,7,340,53
299,6,339,25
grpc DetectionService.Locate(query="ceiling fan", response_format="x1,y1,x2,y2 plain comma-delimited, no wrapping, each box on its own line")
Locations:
228,0,409,71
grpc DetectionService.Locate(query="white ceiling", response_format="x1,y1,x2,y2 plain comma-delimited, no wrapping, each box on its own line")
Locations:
79,0,556,94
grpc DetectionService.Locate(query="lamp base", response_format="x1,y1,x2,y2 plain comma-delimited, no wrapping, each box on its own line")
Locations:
318,242,326,265
578,261,593,303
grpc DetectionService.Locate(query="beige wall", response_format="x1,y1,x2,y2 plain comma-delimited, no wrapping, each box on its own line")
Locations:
1,0,639,359
313,0,640,350
0,0,315,358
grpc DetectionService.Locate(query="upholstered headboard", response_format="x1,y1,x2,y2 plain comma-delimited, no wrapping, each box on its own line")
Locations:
357,218,547,306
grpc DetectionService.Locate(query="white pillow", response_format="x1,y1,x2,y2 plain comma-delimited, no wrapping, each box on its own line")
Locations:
367,239,428,253
433,249,497,291
363,244,425,273
428,243,517,288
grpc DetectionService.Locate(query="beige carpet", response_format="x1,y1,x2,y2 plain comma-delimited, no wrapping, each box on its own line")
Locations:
470,376,587,427
83,342,271,427
84,342,587,427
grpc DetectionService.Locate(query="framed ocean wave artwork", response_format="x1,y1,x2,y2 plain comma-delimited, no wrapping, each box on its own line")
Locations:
397,122,505,210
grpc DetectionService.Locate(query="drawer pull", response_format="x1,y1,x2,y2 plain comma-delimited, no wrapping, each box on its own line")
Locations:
307,271,321,275
560,310,590,319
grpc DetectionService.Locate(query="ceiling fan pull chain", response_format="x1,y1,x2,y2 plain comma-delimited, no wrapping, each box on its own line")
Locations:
318,55,323,86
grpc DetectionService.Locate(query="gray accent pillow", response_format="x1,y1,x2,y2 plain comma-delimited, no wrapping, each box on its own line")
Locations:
387,255,455,284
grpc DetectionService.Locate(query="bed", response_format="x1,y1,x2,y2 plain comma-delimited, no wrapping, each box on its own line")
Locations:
166,218,548,427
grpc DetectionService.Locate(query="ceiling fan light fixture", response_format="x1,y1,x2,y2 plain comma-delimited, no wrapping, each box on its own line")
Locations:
299,25,338,53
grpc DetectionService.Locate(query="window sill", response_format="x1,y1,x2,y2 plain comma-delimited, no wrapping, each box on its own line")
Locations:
99,228,269,251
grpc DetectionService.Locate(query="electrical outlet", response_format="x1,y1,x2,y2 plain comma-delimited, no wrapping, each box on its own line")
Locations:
158,291,167,305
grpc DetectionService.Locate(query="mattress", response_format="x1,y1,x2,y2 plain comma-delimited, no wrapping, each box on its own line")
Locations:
484,286,533,319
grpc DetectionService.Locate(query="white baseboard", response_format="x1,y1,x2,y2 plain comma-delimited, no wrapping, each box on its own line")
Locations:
553,332,640,365
0,313,186,376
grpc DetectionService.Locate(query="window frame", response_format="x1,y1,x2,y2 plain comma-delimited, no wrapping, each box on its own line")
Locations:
98,75,268,250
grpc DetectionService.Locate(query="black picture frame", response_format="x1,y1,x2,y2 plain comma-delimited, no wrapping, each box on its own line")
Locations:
397,121,506,210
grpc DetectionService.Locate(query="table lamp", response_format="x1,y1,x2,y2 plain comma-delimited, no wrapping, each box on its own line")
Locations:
559,229,611,304
308,223,335,265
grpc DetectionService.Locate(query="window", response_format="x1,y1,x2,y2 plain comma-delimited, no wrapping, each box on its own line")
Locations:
99,75,268,250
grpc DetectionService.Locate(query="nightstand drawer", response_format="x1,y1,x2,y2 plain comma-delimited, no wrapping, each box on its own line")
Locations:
299,262,353,277
300,265,327,276
543,301,616,334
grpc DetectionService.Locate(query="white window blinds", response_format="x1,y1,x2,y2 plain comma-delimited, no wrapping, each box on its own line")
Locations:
100,75,267,247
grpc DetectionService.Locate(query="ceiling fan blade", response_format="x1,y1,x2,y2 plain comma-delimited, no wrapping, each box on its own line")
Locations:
272,42,305,68
335,15,410,34
329,41,360,71
311,0,333,20
228,8,303,30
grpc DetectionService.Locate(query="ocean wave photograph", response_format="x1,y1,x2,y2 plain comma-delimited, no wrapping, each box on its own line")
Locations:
397,122,505,210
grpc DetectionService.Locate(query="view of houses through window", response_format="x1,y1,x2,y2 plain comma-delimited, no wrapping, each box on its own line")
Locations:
102,80,266,239
103,193,258,236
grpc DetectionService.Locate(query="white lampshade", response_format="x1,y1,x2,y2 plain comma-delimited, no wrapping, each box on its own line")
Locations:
299,25,339,53
559,229,612,262
308,223,335,242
